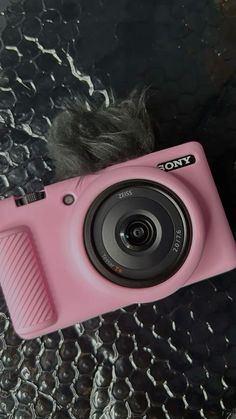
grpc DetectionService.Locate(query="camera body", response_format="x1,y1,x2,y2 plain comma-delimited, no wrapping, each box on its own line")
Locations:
0,142,235,339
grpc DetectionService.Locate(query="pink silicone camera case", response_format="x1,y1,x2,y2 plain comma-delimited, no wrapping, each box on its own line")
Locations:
0,142,235,339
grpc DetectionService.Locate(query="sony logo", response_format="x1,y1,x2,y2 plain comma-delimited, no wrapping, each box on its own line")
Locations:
157,154,196,172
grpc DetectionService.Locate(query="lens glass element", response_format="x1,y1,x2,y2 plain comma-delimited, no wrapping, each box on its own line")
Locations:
119,216,156,251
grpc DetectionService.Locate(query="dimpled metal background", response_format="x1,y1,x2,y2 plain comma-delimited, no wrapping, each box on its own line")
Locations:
0,1,236,418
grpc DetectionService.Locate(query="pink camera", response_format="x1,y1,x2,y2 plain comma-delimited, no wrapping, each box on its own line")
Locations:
0,142,235,339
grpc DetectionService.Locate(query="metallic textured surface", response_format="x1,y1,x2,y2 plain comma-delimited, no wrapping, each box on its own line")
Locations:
0,0,236,418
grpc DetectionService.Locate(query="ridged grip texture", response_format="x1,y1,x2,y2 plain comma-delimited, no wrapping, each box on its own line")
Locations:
0,230,56,336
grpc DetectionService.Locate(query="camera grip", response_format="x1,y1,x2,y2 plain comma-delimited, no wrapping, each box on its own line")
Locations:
0,228,56,337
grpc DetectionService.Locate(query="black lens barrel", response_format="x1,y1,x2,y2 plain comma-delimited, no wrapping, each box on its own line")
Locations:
84,180,191,288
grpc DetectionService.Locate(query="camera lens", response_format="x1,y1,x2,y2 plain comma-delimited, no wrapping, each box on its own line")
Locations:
126,222,148,245
84,180,191,288
120,217,156,250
